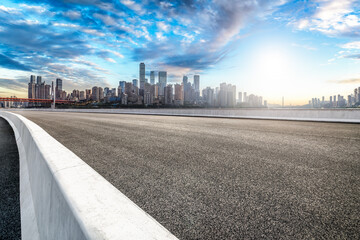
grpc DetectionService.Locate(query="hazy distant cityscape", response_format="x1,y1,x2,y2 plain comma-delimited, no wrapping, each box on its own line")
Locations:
1,62,360,109
1,62,266,108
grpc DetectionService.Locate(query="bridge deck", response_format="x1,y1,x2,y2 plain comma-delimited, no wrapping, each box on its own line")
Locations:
13,110,360,239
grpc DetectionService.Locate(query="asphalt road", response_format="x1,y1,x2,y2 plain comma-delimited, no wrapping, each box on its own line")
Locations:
0,117,21,239
14,111,360,239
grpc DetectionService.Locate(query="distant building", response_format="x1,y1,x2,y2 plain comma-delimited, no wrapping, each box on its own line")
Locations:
80,91,85,100
150,71,155,85
132,79,138,88
85,89,91,100
194,75,200,93
158,71,167,96
119,81,126,94
139,62,145,90
174,84,184,105
56,78,63,100
92,86,99,101
203,87,214,106
99,87,104,100
28,75,35,99
164,84,173,105
238,92,242,103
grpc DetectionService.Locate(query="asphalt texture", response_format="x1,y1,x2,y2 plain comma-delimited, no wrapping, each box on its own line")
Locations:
0,117,21,239
14,111,360,239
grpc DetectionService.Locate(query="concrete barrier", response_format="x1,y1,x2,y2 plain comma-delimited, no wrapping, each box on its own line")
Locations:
13,108,360,123
0,111,178,240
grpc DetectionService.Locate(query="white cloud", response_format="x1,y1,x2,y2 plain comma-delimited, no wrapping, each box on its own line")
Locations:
105,58,116,63
0,5,18,13
20,4,47,14
341,41,360,49
157,22,170,32
63,10,81,20
82,29,105,37
105,49,124,58
93,13,117,26
120,0,144,14
294,0,360,36
53,23,79,28
156,32,166,41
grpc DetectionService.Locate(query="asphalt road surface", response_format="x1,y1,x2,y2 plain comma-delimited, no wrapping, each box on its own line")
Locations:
0,117,21,239
13,111,360,239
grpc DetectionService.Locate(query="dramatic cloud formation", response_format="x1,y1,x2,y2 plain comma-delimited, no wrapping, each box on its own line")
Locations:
292,0,360,37
0,0,359,100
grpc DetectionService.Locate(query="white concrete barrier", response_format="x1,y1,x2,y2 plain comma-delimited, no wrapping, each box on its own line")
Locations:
14,108,360,123
0,111,178,240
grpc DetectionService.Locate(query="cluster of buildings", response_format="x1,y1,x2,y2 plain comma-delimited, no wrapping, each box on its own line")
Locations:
309,86,360,108
18,62,266,108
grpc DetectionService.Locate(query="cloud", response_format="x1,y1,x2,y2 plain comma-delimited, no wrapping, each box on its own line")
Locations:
329,78,360,84
293,0,360,37
0,77,28,92
343,54,360,59
63,10,81,20
0,54,31,71
105,57,116,63
341,41,360,49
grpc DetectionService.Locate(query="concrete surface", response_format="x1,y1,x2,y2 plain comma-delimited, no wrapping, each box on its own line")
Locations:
11,110,360,239
12,107,360,123
0,117,21,239
0,111,178,240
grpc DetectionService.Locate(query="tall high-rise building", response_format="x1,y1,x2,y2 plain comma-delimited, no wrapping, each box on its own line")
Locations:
174,84,184,105
45,84,51,99
150,71,155,85
183,76,188,84
30,75,36,84
36,76,42,84
99,87,104,100
203,87,214,106
85,89,91,100
132,79,139,88
139,62,145,90
238,92,243,103
28,75,35,99
119,81,126,94
194,75,200,93
243,92,247,102
80,91,85,100
92,86,99,101
164,84,173,105
158,71,167,96
56,78,63,100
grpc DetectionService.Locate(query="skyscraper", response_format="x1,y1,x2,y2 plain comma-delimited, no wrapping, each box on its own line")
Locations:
238,92,243,103
92,86,99,101
174,84,184,105
139,62,145,90
194,75,200,93
119,81,126,94
150,71,155,85
158,71,167,96
28,76,35,99
164,84,173,105
30,75,36,84
132,79,139,88
36,76,42,84
183,76,188,84
56,78,63,100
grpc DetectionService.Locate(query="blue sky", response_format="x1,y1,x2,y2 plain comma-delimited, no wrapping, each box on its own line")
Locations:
0,0,359,104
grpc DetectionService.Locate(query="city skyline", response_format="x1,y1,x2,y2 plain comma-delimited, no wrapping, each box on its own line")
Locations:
0,0,360,105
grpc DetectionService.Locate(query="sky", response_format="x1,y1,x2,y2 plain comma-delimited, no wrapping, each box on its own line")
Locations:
0,0,359,105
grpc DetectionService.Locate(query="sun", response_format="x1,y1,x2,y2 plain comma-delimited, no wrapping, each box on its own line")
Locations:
251,46,296,95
